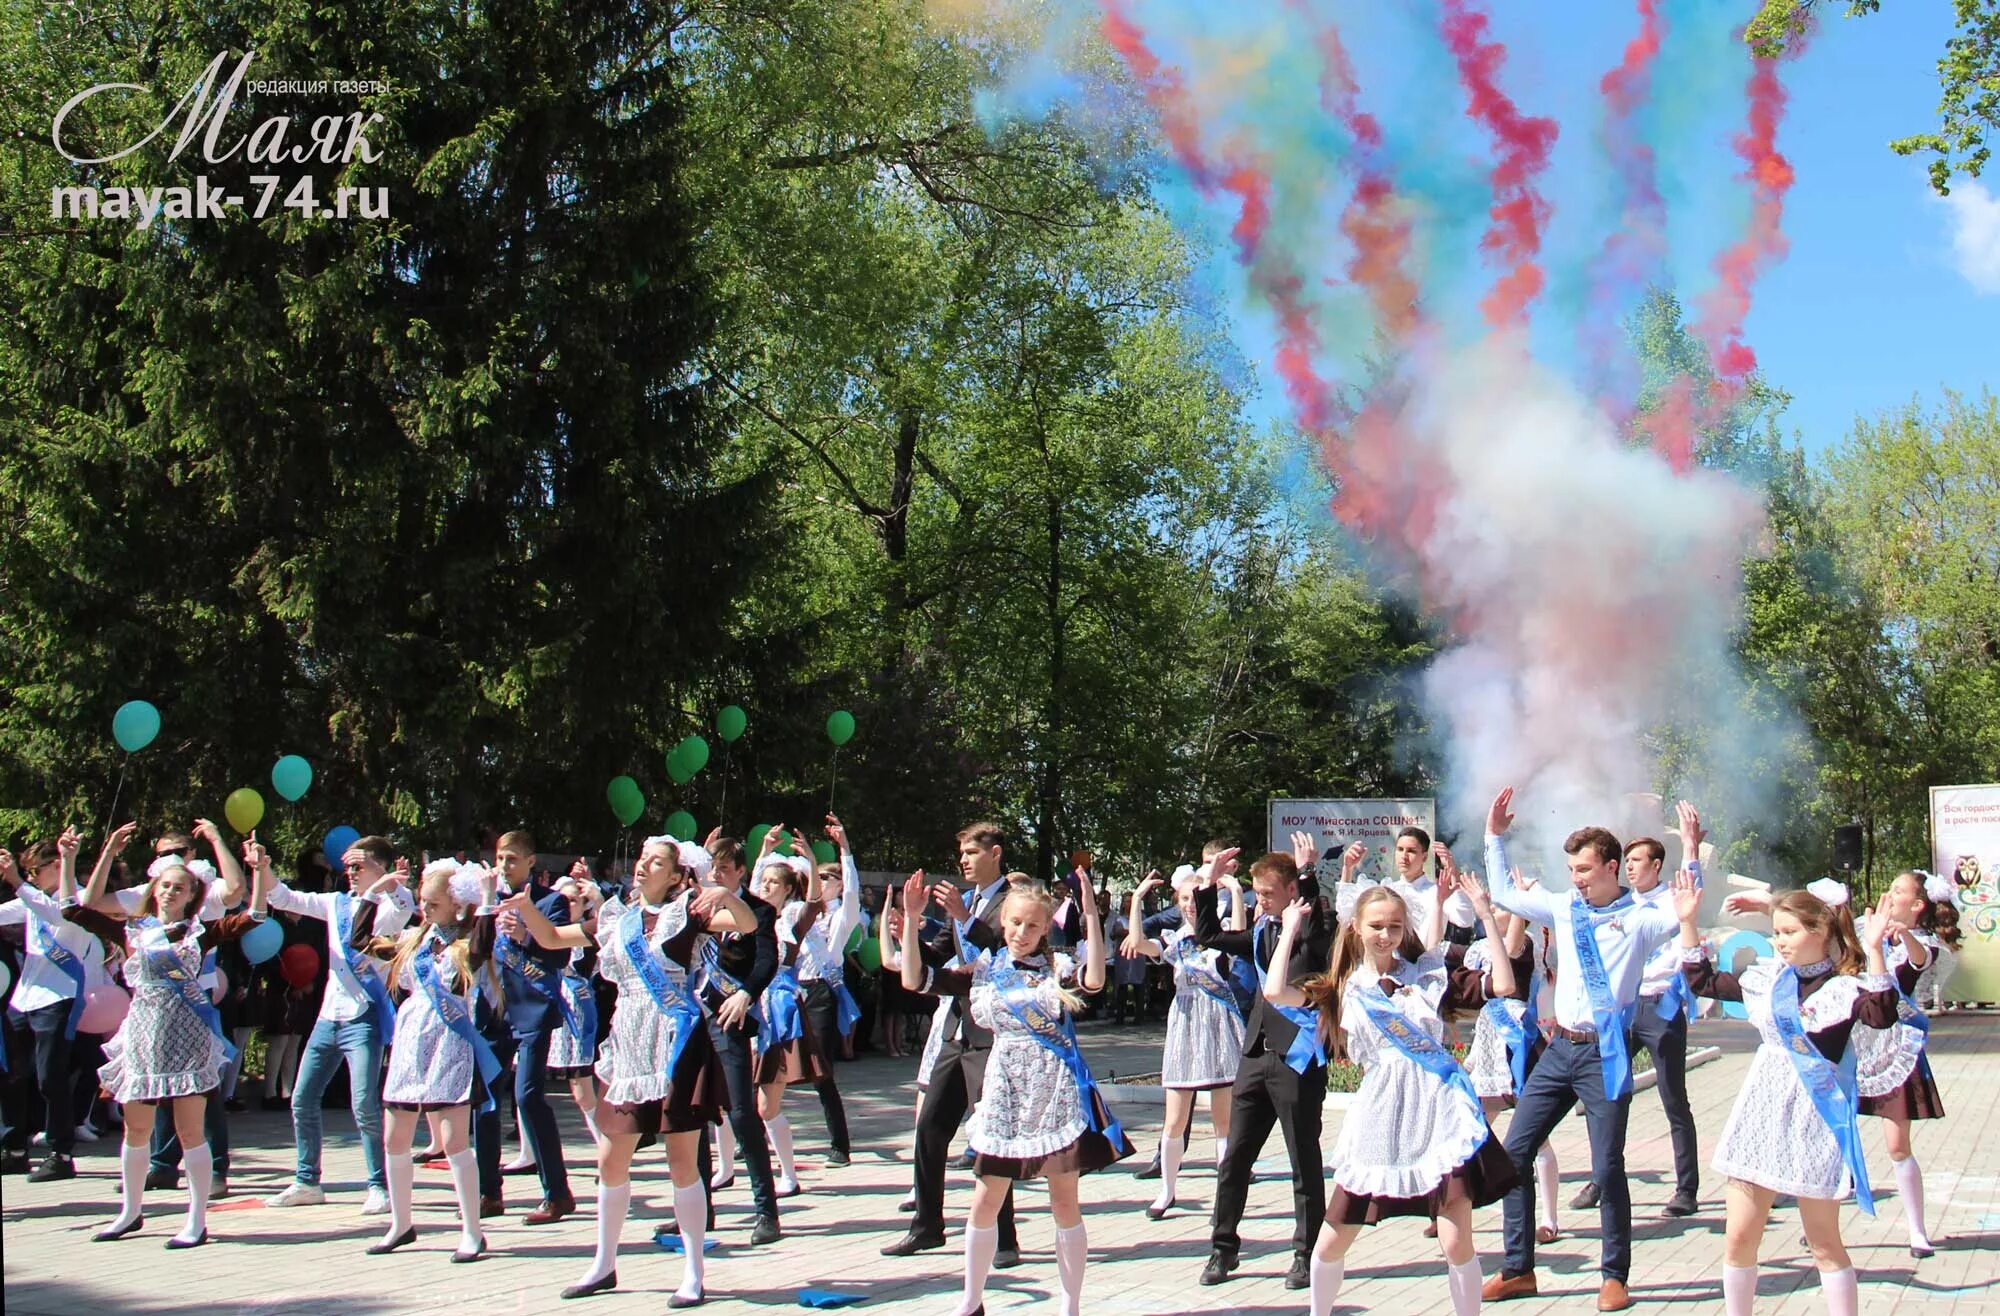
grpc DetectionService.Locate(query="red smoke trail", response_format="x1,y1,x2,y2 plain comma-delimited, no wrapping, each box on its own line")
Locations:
1692,51,1795,401
1438,0,1560,328
1585,0,1668,423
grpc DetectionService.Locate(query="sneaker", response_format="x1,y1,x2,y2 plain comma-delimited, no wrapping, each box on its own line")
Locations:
361,1186,391,1216
266,1181,328,1208
75,1121,104,1142
26,1153,75,1183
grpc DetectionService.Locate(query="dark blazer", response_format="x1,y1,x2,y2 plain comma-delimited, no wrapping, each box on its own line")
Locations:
700,887,779,1033
915,880,1007,1051
1193,883,1333,1063
495,888,575,1039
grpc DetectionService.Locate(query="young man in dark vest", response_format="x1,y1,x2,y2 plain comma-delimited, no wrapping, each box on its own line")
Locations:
490,830,577,1224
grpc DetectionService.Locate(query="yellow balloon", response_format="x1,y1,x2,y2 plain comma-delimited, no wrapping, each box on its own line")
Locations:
224,787,265,834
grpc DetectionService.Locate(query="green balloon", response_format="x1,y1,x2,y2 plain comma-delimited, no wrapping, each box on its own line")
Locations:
715,705,747,744
665,810,697,841
676,735,710,775
224,787,265,835
826,710,856,747
746,824,772,855
271,754,313,802
607,775,644,826
811,839,836,865
664,747,693,785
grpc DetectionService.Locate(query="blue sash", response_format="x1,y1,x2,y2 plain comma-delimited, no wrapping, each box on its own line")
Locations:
134,922,236,1064
1568,893,1636,1100
1166,933,1246,1022
497,931,580,1037
1770,967,1874,1214
1480,962,1538,1093
757,964,805,1052
333,892,398,1036
1654,970,1696,1022
620,904,703,1079
984,950,1125,1151
1258,946,1328,1074
29,914,89,1039
1886,940,1934,1080
1353,981,1482,1120
561,969,599,1049
410,936,503,1114
820,964,864,1037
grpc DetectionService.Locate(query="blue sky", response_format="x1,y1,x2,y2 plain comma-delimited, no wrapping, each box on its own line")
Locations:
1140,1,1998,460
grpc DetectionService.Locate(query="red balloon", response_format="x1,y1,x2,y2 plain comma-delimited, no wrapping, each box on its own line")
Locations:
278,943,321,990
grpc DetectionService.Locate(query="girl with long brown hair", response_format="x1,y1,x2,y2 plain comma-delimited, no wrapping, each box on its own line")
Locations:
1269,875,1521,1315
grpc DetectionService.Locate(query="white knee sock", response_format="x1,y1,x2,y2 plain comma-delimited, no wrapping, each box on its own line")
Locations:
1722,1264,1756,1316
1310,1255,1344,1316
1894,1155,1931,1248
445,1148,482,1253
673,1180,706,1300
1054,1222,1088,1316
959,1222,997,1316
711,1120,736,1187
383,1149,415,1241
1154,1135,1183,1211
766,1114,797,1188
177,1141,212,1244
1535,1142,1559,1231
1447,1257,1482,1315
110,1141,147,1230
1819,1266,1858,1316
1214,1134,1229,1170
577,1181,628,1286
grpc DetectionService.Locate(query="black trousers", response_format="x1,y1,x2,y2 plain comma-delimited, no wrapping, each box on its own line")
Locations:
1208,1048,1326,1259
697,1016,778,1221
1629,1002,1698,1198
800,980,851,1154
913,1038,1016,1249
473,1010,515,1200
0,1004,77,1156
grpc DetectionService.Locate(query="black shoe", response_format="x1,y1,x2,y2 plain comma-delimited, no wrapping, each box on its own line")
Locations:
144,1167,178,1191
223,1098,248,1113
1911,1243,1935,1259
949,1150,976,1170
502,1160,539,1176
1145,1198,1175,1221
366,1226,418,1255
826,1147,851,1168
1660,1190,1698,1218
0,1149,29,1174
993,1248,1021,1270
666,1292,704,1309
26,1154,75,1183
1200,1250,1238,1285
561,1271,617,1299
450,1238,486,1263
880,1228,947,1257
1286,1254,1312,1290
897,1197,917,1213
1134,1154,1163,1181
1572,1181,1601,1210
261,1096,290,1111
92,1217,144,1242
750,1215,781,1246
165,1229,209,1250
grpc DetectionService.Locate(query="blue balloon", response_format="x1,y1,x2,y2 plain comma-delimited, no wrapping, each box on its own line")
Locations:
1714,930,1774,1021
239,917,285,966
112,700,160,753
271,755,313,802
323,825,362,870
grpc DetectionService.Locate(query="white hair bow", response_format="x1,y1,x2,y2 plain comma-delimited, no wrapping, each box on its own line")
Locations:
1169,864,1199,891
1805,877,1850,907
1919,870,1957,906
146,855,184,879
185,858,217,882
677,841,713,882
755,853,811,881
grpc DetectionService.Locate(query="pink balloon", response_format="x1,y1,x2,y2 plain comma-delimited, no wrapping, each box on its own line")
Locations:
79,983,131,1034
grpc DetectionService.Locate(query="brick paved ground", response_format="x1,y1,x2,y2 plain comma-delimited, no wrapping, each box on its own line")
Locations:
4,1013,1996,1314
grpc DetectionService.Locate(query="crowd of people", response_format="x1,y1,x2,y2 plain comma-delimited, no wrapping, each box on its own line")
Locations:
0,789,1965,1313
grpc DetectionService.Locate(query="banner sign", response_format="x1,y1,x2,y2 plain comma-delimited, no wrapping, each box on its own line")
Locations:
1268,798,1437,887
1931,783,2000,1002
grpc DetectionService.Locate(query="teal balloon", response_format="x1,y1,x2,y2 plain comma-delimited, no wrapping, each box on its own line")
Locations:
811,839,836,865
715,705,747,744
112,700,161,752
239,918,285,966
665,810,697,841
607,775,644,826
271,755,313,802
676,736,710,776
826,710,856,747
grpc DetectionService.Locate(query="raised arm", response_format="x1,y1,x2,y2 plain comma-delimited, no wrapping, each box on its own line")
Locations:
1193,849,1252,956
691,884,758,937
55,826,82,905
193,818,246,909
499,889,591,950
899,872,938,995
1123,874,1166,960
1464,873,1515,1001
1422,865,1449,951
80,822,136,909
1261,899,1311,1007
877,886,903,972
1076,864,1106,993
1483,788,1556,923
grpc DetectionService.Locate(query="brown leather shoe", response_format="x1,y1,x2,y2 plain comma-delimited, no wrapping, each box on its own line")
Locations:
479,1195,505,1219
1598,1278,1634,1311
1482,1271,1539,1301
524,1196,576,1225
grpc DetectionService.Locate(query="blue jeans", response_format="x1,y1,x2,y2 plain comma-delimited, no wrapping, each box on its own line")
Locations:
1501,1034,1634,1281
290,1015,386,1190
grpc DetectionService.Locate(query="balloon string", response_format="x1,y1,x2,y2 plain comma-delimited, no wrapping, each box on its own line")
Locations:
719,744,732,835
101,756,130,837
828,745,840,812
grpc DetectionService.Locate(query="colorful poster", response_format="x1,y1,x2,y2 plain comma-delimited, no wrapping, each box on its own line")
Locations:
1267,798,1438,888
1930,783,2000,1002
